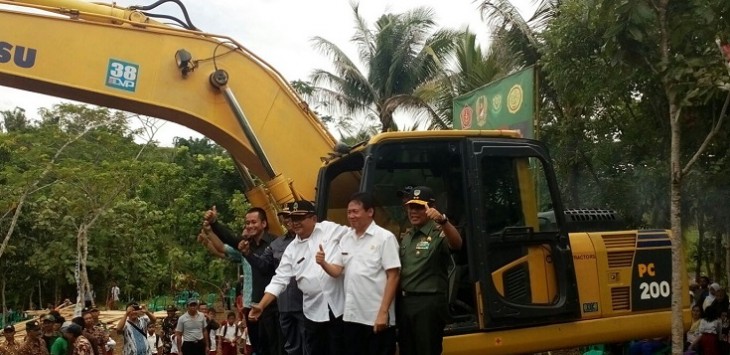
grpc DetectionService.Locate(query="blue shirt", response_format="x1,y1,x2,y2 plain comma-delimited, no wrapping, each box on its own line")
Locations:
224,244,253,307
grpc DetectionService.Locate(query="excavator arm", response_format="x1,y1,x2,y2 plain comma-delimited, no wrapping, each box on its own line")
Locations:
0,0,337,232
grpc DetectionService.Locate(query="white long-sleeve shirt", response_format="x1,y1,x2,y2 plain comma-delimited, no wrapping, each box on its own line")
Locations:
264,220,350,322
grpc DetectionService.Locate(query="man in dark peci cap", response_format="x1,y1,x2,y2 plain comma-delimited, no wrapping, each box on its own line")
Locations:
250,200,349,355
397,186,462,355
0,325,20,355
22,320,49,355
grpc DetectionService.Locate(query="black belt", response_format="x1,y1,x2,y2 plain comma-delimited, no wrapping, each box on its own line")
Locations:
183,340,204,344
401,290,440,297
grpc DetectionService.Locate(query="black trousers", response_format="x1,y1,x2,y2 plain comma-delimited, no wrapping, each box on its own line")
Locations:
343,321,396,355
260,306,285,355
396,293,448,355
181,340,205,355
302,308,344,355
249,318,261,354
280,311,306,355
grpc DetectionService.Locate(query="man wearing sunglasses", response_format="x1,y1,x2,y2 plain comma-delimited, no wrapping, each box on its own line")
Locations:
248,200,349,355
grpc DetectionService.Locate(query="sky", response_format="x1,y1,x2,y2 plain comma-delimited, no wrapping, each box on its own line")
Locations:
0,0,536,145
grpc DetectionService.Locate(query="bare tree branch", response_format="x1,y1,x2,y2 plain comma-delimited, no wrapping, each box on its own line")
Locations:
0,123,101,260
135,116,164,160
681,39,730,175
682,91,730,175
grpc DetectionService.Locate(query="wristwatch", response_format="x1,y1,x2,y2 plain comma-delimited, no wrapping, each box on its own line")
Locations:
436,215,448,225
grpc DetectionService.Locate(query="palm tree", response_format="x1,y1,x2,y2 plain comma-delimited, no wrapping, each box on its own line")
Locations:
423,29,517,128
308,4,458,132
478,0,558,66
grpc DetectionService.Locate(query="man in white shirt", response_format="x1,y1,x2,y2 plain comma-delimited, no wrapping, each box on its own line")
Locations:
248,200,349,355
316,192,400,355
109,283,120,311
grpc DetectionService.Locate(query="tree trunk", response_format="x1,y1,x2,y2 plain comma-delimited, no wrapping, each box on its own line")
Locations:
696,213,704,280
1,276,5,326
669,99,684,354
725,228,730,287
75,223,93,316
75,225,83,315
567,131,582,207
715,232,723,281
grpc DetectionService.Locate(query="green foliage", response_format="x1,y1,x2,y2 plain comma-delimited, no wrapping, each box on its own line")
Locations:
0,104,246,309
308,3,458,133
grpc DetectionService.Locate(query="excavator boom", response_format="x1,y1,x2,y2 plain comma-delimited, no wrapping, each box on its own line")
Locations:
0,0,336,205
1,1,691,353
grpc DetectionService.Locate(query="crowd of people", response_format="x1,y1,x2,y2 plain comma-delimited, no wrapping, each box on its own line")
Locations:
8,185,730,355
0,185,458,355
623,277,730,355
683,277,730,355
197,186,460,355
0,306,117,355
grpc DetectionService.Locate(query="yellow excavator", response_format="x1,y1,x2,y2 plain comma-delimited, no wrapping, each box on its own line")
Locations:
0,1,688,353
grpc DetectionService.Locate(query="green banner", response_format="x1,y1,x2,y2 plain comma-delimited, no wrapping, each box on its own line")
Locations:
452,66,536,138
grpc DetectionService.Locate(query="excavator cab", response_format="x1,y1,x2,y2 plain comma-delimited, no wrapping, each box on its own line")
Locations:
316,132,581,333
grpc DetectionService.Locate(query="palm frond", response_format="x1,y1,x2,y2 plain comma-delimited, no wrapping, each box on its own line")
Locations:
530,0,561,31
478,0,538,48
349,2,376,64
383,94,449,130
308,71,375,115
310,36,366,80
413,29,461,82
309,38,378,104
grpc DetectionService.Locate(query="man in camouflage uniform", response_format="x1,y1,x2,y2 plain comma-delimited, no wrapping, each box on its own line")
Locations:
161,305,179,355
0,325,21,355
20,321,48,355
83,309,107,355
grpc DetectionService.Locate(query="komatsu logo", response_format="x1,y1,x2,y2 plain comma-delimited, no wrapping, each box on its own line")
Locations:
0,41,37,68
